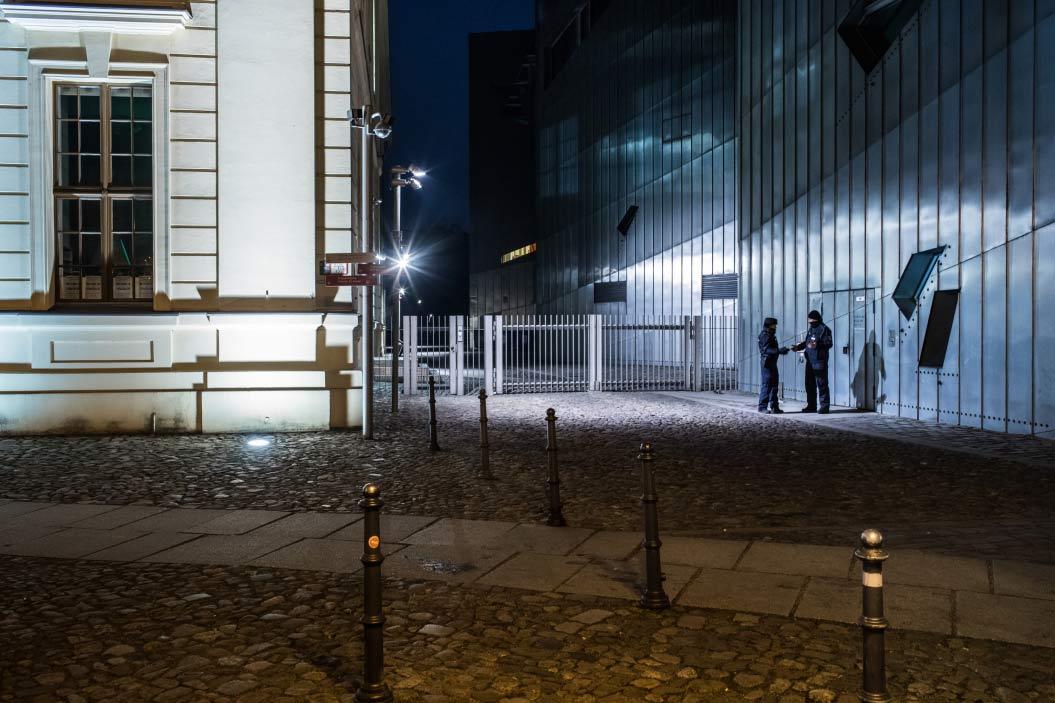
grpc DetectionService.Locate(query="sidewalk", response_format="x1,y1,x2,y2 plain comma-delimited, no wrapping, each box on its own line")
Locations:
2,499,1052,649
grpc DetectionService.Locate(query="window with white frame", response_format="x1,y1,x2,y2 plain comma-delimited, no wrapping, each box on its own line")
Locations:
54,82,153,302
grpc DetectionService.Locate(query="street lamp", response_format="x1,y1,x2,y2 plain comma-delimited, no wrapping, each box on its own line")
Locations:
349,107,392,440
389,164,425,413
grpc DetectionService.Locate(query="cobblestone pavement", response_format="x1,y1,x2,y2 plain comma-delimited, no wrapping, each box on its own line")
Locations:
2,555,1053,702
2,393,1054,562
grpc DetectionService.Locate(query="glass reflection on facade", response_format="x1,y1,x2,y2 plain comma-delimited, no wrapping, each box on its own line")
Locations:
739,0,1055,435
535,0,738,315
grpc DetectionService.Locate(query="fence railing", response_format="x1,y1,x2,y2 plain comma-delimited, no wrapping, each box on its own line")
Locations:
392,314,738,396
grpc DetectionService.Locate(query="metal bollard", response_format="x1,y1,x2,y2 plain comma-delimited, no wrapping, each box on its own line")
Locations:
427,375,440,451
544,408,566,526
355,483,393,703
638,442,670,610
478,389,494,479
855,528,891,703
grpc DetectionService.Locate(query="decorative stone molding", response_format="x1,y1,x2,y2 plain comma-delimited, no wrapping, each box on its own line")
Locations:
0,2,191,34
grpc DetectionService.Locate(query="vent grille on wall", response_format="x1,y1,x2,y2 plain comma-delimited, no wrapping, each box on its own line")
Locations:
702,273,739,300
594,281,626,304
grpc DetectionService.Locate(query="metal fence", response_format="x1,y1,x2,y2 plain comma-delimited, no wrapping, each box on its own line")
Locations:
392,314,738,396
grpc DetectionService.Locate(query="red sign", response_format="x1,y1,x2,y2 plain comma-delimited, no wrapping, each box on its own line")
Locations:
357,262,389,276
325,274,380,287
325,252,378,264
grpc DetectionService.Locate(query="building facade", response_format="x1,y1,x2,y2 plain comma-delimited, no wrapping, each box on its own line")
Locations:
738,0,1054,436
535,0,738,317
468,29,536,317
0,0,390,433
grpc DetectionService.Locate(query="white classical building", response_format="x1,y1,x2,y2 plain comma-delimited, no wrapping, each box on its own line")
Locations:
0,0,389,433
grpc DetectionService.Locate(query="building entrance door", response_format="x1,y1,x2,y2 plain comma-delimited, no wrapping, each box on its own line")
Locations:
808,289,879,410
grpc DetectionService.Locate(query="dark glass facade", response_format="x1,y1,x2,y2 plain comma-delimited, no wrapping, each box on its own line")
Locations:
535,0,739,315
739,0,1055,435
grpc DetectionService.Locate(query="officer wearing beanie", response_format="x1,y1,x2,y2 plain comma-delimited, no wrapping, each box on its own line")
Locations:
791,310,833,413
757,317,789,414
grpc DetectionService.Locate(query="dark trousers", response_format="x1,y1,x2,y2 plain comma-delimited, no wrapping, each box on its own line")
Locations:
758,366,780,410
805,363,830,410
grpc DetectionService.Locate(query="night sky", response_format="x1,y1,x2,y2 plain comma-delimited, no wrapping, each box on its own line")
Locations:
384,0,535,312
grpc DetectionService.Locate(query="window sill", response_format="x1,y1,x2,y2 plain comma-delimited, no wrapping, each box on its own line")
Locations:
0,2,191,35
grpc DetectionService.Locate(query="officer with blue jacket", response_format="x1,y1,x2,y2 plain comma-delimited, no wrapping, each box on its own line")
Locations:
790,310,833,414
757,317,789,414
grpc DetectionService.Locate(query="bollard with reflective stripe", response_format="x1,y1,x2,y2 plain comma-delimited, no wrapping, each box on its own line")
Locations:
638,442,670,610
545,408,566,526
427,375,440,451
478,389,494,480
355,483,392,703
855,528,891,703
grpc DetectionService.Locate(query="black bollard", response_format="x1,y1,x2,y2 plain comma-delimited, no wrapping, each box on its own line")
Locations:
545,408,566,526
478,389,494,479
855,528,891,703
638,442,670,610
355,483,393,703
427,375,440,451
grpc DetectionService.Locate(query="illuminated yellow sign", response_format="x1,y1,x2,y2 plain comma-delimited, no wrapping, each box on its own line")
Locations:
500,243,537,265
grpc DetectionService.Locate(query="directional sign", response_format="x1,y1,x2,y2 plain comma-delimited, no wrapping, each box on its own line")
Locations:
325,252,379,265
357,262,389,276
325,274,380,287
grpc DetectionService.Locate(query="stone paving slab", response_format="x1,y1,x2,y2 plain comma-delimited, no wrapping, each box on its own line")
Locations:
482,524,594,555
326,514,436,543
69,505,167,530
956,591,1055,648
557,559,698,602
795,577,954,634
476,552,590,591
992,559,1055,600
186,509,289,535
569,529,641,560
402,517,517,546
676,567,806,616
0,523,63,547
140,534,299,565
0,528,144,559
382,543,514,584
248,538,377,573
120,508,234,533
738,541,855,579
0,501,54,521
14,503,119,526
872,548,991,593
244,511,361,539
82,531,201,562
660,535,750,569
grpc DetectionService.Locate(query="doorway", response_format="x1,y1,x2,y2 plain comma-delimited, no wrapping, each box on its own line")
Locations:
808,289,881,411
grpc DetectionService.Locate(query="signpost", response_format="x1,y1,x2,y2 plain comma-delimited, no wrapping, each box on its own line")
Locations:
324,274,380,287
357,262,389,276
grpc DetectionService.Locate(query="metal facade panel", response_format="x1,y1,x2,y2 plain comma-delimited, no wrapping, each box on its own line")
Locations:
1007,29,1035,241
981,247,1007,432
1007,234,1033,433
1036,223,1055,437
958,257,983,427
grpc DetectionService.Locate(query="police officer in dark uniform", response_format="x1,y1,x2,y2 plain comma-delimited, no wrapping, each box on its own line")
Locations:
757,317,789,414
791,310,833,414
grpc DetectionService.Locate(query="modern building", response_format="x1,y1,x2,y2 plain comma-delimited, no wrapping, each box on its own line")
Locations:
534,0,1053,436
534,0,739,317
0,0,390,434
468,29,536,317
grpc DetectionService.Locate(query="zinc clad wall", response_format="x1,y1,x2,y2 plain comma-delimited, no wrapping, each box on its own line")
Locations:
536,0,738,317
738,0,1055,437
0,20,29,306
217,0,316,304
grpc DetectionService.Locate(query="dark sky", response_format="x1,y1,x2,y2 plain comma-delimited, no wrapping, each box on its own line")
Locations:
384,0,535,235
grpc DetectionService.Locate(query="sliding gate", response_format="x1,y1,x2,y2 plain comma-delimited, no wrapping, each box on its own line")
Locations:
400,314,737,396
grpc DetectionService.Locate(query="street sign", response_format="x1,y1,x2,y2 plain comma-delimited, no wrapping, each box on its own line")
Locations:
325,252,379,264
325,274,380,287
357,262,389,276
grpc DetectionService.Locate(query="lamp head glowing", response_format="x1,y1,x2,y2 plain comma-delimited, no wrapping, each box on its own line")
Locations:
408,165,426,178
398,287,406,297
397,252,412,270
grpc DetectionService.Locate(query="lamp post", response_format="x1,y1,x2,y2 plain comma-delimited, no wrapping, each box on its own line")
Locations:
349,107,392,440
389,165,424,414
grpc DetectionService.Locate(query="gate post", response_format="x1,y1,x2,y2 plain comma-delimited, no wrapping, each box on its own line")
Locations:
494,314,504,394
449,316,465,396
692,315,703,391
588,314,602,391
401,316,415,396
682,315,692,390
483,315,495,395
